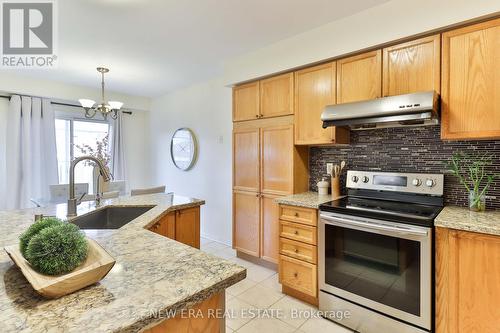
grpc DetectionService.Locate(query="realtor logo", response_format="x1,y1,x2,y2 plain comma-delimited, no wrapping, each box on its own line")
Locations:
1,0,57,68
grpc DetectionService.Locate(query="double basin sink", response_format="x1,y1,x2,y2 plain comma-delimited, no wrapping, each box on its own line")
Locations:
71,206,154,230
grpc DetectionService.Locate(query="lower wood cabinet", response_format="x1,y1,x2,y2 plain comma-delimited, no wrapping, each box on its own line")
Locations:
278,204,318,305
233,191,282,263
436,227,500,333
149,207,200,249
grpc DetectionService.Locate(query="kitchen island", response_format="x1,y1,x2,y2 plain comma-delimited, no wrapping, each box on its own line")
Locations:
0,193,246,332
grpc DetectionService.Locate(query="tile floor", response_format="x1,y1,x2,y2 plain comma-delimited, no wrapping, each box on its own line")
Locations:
200,237,353,333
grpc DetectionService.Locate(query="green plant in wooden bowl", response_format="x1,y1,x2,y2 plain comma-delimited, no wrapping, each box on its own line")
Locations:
446,152,499,212
25,223,88,275
19,217,63,257
5,217,115,298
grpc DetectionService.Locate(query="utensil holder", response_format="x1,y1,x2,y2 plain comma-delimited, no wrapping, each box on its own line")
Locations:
331,176,341,198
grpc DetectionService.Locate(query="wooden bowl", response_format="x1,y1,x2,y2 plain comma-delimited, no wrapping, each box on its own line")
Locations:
4,238,115,298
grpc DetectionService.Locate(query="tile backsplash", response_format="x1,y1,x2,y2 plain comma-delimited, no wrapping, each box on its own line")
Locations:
309,126,500,209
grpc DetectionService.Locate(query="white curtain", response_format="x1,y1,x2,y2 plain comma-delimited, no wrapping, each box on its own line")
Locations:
5,95,58,209
110,112,126,183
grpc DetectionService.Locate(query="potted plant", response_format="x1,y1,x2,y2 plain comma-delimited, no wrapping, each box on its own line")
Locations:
446,152,499,212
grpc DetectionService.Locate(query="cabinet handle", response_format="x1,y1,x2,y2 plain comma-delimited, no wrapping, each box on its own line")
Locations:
255,114,259,118
294,248,299,253
294,212,299,217
294,230,299,235
293,272,298,278
256,193,260,197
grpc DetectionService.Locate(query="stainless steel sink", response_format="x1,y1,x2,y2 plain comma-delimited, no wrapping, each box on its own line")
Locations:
71,206,154,229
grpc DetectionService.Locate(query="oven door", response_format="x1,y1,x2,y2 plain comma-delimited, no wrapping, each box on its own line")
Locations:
319,211,431,330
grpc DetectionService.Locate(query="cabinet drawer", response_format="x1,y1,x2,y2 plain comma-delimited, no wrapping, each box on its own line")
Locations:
280,237,317,264
279,255,317,297
279,205,317,226
280,220,317,245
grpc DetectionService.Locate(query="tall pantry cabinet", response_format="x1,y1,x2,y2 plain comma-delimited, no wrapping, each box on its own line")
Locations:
233,75,308,264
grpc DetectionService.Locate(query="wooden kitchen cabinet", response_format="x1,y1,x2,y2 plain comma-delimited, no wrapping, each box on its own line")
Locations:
233,117,308,264
441,18,500,140
261,193,281,264
436,227,500,333
382,34,440,96
278,203,319,305
175,207,200,249
337,50,382,103
260,124,295,195
233,81,260,122
233,128,260,192
149,207,200,249
260,73,294,118
294,62,349,145
233,190,260,257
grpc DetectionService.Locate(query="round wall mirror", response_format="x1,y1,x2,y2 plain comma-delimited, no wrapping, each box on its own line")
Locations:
170,128,198,171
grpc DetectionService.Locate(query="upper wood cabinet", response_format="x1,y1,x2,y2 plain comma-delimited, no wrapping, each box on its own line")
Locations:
233,128,260,192
233,190,260,257
260,73,294,118
382,35,441,97
294,62,349,145
233,81,260,122
441,19,500,140
260,124,294,195
436,227,500,333
337,50,382,103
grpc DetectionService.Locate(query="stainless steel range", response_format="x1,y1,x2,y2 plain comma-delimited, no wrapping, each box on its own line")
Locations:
318,171,444,333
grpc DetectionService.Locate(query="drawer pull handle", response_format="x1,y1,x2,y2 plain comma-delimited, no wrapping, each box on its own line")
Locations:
294,212,299,217
294,272,298,278
294,230,299,235
294,248,299,253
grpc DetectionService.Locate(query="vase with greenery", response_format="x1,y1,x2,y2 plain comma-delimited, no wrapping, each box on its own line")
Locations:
446,152,499,212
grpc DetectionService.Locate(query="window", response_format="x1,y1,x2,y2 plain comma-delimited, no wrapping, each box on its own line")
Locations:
55,118,110,194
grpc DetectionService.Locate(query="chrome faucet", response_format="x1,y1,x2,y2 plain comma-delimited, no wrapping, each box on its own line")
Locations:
67,156,112,217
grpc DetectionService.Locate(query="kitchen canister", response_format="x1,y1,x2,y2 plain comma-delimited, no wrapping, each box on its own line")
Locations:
317,177,330,195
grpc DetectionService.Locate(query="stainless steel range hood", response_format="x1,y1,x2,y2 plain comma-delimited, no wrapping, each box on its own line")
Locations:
321,91,439,130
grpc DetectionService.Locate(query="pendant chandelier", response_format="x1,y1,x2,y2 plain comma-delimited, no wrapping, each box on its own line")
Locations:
79,67,123,120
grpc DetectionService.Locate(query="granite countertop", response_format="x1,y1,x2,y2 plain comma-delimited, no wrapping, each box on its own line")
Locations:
0,193,246,333
435,206,500,236
275,191,341,209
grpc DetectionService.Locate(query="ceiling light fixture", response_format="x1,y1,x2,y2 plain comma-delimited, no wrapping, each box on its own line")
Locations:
79,67,123,120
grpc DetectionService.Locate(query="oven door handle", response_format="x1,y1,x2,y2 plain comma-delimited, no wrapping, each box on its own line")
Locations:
320,214,428,236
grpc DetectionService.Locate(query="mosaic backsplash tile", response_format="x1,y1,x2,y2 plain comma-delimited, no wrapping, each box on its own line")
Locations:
309,126,500,209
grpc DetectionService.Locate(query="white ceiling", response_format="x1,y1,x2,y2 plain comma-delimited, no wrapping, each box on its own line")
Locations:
2,0,389,97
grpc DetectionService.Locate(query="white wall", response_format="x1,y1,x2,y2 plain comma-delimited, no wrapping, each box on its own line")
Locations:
224,0,500,84
150,77,232,244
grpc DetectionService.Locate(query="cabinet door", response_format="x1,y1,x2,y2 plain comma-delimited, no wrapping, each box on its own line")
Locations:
295,62,349,145
233,81,260,122
260,124,293,195
260,73,294,118
436,227,500,333
337,50,382,103
261,194,281,264
233,190,260,257
383,35,440,96
441,19,500,140
233,128,260,192
175,207,200,249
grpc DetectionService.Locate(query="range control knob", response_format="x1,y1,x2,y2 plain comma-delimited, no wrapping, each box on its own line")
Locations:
412,178,422,187
425,179,435,188
351,176,359,183
362,176,370,183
